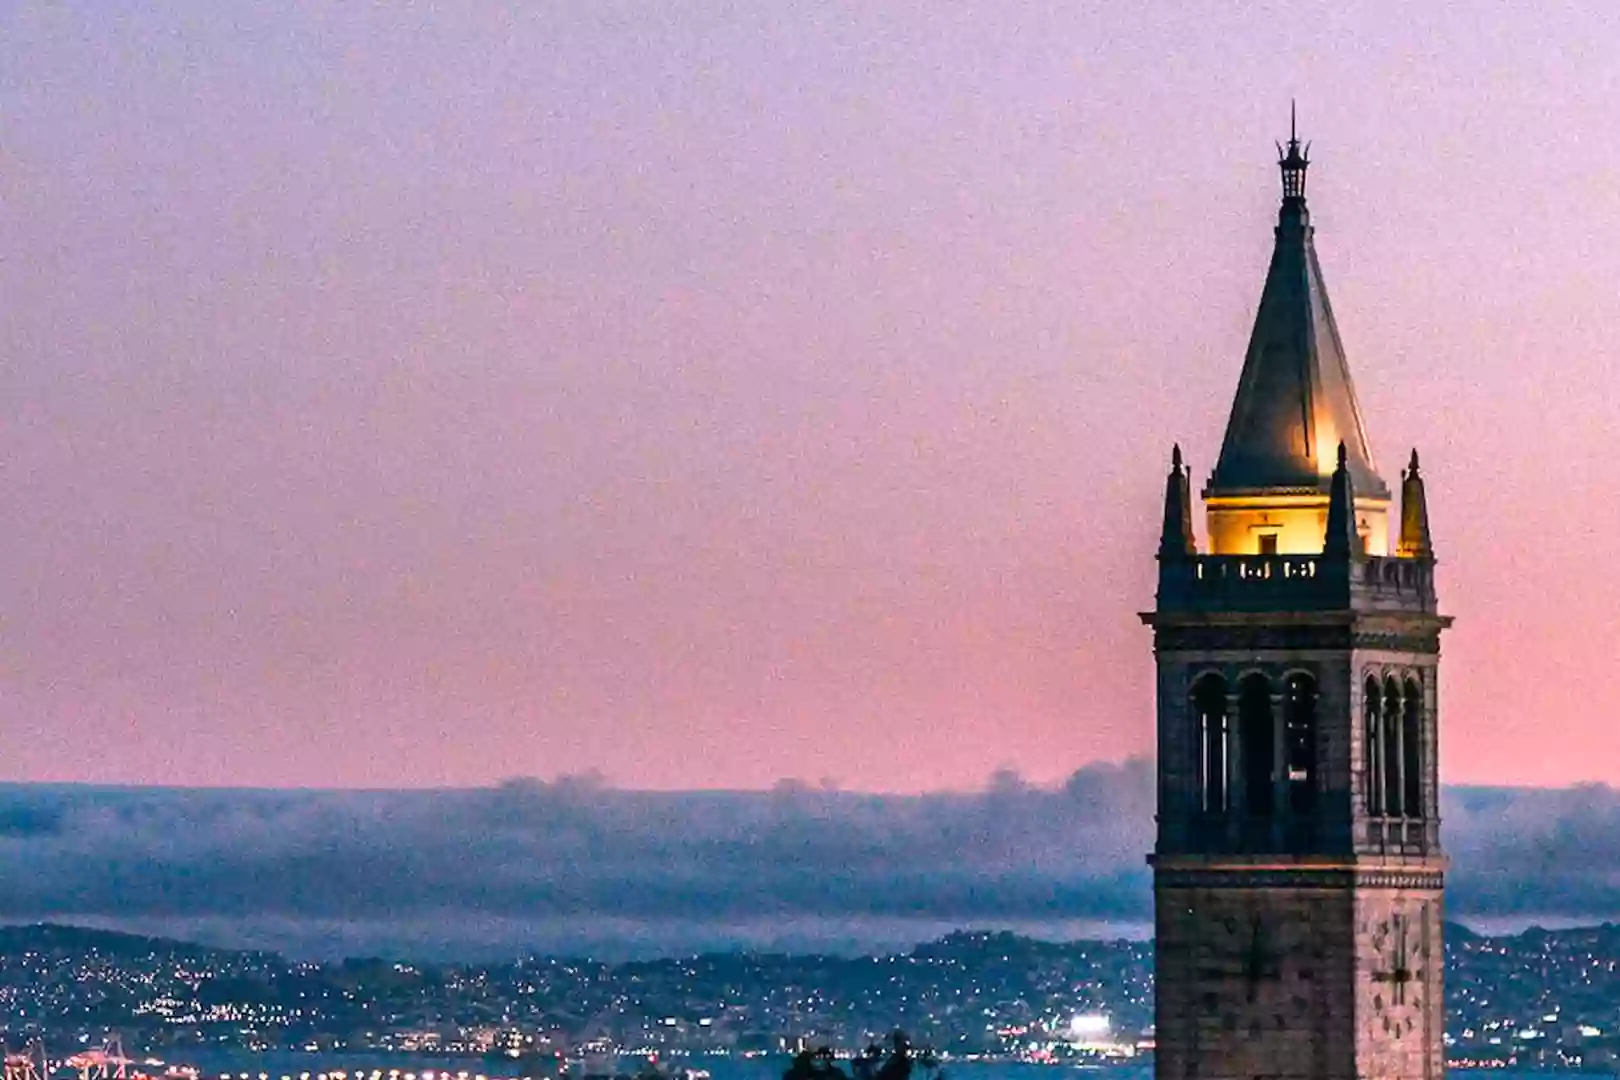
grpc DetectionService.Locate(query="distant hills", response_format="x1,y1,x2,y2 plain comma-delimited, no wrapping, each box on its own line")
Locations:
0,921,281,961
0,916,1589,963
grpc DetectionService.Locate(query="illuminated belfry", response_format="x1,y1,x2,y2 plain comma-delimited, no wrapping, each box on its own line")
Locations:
1145,118,1451,1080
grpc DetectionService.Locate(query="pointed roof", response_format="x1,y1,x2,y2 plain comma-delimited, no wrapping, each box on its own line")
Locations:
1322,442,1360,558
1206,123,1389,500
1397,449,1434,559
1159,444,1197,559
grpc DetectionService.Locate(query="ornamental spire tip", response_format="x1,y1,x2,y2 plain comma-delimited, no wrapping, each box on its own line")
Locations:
1277,103,1310,202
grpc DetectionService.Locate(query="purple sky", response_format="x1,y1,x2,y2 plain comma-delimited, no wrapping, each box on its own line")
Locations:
2,2,1618,790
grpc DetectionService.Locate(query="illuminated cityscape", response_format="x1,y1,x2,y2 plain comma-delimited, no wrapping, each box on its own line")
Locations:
8,925,1620,1073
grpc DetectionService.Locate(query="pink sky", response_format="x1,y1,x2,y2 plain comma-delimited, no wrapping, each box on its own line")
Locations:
2,2,1618,791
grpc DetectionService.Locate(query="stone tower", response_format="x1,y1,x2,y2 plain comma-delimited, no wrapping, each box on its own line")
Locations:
1145,122,1451,1080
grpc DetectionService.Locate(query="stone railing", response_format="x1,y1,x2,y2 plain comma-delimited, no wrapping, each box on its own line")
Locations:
1360,816,1440,856
1360,554,1433,599
1157,553,1437,614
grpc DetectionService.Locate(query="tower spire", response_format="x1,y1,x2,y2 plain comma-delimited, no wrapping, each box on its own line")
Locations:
1323,441,1360,557
1208,122,1388,506
1398,449,1435,559
1159,444,1197,559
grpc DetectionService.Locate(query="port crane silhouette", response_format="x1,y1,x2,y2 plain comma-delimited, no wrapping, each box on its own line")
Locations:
65,1035,135,1080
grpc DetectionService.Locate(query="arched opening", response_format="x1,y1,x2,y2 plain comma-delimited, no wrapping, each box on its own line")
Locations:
1192,674,1229,814
1403,677,1424,816
1364,677,1383,815
1283,673,1318,817
1382,675,1404,816
1239,673,1274,819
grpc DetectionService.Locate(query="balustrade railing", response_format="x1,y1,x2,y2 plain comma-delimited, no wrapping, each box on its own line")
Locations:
1158,553,1435,613
1361,816,1437,855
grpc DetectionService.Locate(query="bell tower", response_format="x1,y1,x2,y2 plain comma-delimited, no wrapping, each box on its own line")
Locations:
1145,121,1451,1080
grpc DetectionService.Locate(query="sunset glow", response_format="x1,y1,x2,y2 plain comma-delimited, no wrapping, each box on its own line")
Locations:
1,3,1617,791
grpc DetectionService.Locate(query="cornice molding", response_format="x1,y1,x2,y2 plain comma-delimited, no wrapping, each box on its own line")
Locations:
1154,866,1444,891
1153,624,1442,654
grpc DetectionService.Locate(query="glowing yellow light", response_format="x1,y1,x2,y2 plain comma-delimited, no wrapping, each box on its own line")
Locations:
1314,429,1341,477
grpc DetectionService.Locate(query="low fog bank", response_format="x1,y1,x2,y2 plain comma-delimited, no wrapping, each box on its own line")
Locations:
0,765,1610,959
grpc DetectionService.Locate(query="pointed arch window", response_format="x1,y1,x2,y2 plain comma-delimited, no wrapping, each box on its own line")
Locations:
1364,677,1383,815
1403,677,1424,816
1283,673,1318,817
1382,675,1404,817
1192,674,1229,814
1239,673,1274,819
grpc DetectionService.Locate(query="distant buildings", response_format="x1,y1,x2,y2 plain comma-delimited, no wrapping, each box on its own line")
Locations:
11,923,1620,1070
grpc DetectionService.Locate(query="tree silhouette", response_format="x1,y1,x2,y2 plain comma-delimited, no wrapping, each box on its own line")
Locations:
783,1047,848,1080
784,1049,848,1080
851,1031,943,1080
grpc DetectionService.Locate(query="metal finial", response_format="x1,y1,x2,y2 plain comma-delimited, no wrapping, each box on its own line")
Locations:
1336,440,1348,470
1278,104,1310,201
1408,448,1421,476
1172,443,1183,470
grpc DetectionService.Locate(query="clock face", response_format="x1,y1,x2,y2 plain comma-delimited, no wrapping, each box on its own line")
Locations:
1200,913,1284,1014
1370,908,1427,1027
